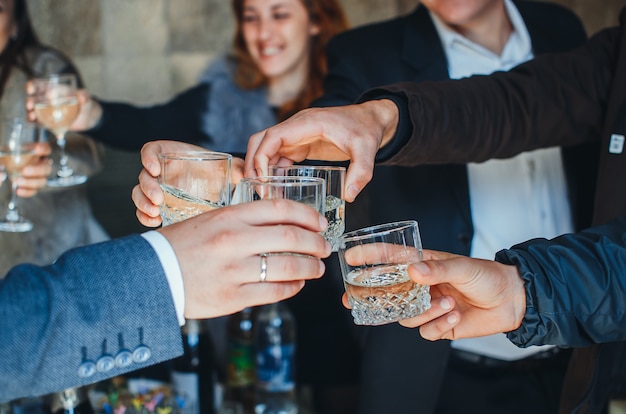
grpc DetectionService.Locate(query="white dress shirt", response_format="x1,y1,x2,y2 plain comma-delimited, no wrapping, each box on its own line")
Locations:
141,231,186,326
430,0,573,360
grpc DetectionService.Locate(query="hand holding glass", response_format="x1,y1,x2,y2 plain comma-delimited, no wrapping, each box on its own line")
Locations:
158,151,232,226
238,176,325,259
0,119,38,232
338,220,431,325
32,74,84,187
269,165,345,251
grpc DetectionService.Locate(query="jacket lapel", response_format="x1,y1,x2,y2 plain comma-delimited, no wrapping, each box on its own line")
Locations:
400,6,449,82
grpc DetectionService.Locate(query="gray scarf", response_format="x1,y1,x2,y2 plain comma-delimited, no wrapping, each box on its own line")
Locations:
199,56,276,154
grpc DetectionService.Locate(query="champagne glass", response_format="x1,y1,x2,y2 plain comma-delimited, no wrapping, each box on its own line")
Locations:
158,151,232,226
32,74,85,187
0,119,38,232
269,164,346,251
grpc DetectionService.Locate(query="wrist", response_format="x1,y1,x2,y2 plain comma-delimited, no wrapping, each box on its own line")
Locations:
365,99,398,149
507,264,526,330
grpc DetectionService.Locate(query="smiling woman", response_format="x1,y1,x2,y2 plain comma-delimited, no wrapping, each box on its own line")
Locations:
31,0,350,157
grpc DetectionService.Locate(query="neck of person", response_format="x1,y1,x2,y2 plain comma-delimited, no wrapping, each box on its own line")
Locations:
267,60,309,107
448,1,513,55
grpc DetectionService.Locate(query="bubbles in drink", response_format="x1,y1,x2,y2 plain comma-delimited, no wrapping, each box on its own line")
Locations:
344,263,431,325
160,184,225,226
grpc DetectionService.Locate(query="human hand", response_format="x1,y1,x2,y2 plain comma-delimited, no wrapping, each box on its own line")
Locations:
244,99,399,202
394,250,526,341
158,199,332,318
132,140,243,227
25,83,103,131
13,142,52,197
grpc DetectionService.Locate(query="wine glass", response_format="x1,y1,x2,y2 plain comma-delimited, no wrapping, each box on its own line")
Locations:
0,119,38,232
32,74,86,187
269,165,346,251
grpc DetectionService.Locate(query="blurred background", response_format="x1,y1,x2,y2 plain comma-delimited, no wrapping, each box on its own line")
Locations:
26,0,624,238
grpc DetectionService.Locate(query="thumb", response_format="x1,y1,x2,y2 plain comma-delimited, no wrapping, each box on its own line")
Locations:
408,253,470,287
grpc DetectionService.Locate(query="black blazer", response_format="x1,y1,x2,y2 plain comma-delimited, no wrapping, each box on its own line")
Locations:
313,2,591,413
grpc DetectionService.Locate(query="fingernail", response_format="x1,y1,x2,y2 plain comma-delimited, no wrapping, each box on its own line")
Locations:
319,216,328,230
447,313,458,324
440,297,451,310
413,261,430,275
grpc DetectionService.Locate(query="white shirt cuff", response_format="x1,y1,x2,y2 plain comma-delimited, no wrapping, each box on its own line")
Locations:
141,230,186,326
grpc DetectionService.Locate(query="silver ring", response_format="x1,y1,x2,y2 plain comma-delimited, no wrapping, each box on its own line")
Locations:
259,254,267,283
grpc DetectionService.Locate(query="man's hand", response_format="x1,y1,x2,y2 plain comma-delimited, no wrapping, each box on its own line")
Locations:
397,250,526,341
244,100,399,202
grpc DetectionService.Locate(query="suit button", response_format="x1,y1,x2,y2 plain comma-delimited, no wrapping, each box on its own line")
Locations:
133,345,151,363
115,350,133,368
77,360,96,378
96,355,115,372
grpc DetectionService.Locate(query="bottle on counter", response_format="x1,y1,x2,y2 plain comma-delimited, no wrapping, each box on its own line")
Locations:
171,319,217,414
49,387,94,414
223,308,256,413
253,302,297,414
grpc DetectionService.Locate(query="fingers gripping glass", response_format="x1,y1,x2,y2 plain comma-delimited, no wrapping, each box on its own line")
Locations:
269,164,346,251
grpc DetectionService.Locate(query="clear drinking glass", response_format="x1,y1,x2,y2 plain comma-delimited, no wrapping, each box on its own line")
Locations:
238,176,325,215
157,151,232,226
0,119,38,232
32,74,85,187
338,220,431,325
269,165,346,251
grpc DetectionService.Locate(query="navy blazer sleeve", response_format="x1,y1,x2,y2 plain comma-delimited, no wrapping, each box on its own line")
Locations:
85,84,212,151
0,234,183,402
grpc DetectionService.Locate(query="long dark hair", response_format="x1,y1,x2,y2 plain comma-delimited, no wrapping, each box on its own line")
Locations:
0,0,42,98
231,0,349,121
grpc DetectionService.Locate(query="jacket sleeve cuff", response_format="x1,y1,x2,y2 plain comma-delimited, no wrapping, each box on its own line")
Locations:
355,91,412,163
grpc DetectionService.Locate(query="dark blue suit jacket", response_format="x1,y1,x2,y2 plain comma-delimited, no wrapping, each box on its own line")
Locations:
312,2,593,412
0,234,183,402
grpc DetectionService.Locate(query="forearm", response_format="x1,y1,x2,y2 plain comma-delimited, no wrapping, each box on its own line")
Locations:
86,84,212,151
359,26,616,166
0,235,183,401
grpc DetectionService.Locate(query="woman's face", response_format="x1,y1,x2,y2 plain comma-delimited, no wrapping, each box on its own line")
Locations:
241,0,319,80
0,0,16,52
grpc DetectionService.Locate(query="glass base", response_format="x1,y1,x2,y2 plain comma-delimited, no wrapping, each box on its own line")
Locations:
47,173,88,187
0,218,33,232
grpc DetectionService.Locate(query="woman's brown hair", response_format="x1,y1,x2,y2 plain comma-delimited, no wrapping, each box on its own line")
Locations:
231,0,349,120
0,0,41,99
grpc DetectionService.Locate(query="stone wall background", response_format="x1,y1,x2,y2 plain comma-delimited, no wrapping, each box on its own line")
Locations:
26,0,625,237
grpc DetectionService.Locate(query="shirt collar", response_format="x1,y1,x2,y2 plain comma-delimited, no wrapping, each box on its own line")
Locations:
429,0,532,61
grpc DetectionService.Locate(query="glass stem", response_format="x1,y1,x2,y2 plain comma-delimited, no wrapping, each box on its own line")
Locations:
6,179,20,222
56,133,74,178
